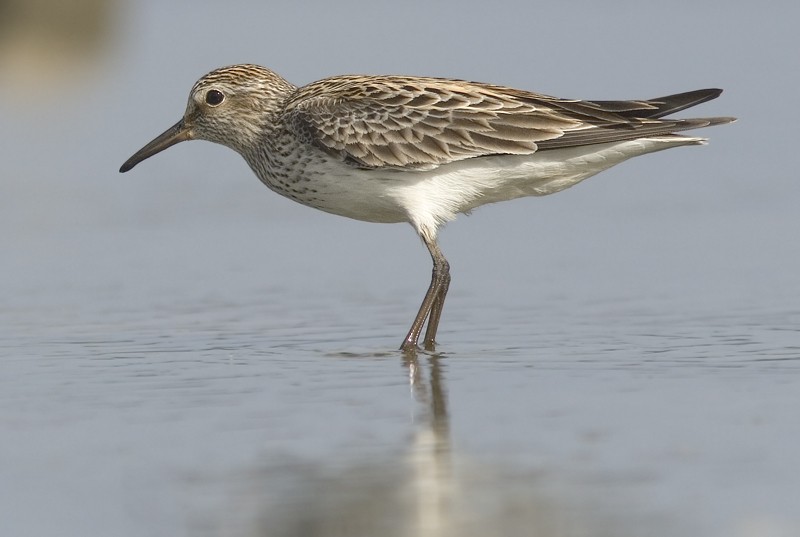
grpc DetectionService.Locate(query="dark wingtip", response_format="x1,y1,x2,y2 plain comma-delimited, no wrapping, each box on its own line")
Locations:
678,88,723,100
645,88,727,119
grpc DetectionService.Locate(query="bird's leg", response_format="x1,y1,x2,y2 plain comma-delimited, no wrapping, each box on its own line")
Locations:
422,253,450,351
401,237,450,352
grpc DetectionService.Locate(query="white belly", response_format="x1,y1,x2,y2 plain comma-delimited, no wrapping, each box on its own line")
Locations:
259,136,705,239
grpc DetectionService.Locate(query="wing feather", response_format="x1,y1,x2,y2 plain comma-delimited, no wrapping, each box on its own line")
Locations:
282,76,729,170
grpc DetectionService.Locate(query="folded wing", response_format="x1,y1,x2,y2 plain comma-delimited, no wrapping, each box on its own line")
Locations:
283,76,733,170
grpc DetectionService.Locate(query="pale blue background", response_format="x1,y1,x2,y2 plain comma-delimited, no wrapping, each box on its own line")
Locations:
1,2,798,536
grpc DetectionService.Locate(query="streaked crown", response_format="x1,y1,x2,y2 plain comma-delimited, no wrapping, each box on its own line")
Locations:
184,64,296,151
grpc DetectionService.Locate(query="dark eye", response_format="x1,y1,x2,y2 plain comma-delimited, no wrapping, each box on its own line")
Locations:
205,89,224,106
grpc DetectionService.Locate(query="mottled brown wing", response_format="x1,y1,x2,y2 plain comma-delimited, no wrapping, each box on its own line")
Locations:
282,76,726,170
282,76,584,169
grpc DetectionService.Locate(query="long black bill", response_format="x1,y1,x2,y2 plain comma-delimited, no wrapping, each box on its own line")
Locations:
119,119,192,173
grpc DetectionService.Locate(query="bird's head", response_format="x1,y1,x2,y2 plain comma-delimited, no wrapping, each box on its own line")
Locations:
120,64,294,173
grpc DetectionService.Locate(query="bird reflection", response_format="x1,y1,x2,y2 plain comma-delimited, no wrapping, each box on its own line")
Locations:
198,353,640,537
403,353,454,537
404,352,449,434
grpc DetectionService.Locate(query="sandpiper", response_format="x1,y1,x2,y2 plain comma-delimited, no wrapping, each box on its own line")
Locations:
120,64,734,352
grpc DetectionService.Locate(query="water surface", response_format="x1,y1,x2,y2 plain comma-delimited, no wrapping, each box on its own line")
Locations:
2,218,798,537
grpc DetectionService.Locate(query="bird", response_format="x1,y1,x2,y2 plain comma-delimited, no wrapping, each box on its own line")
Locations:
120,64,734,352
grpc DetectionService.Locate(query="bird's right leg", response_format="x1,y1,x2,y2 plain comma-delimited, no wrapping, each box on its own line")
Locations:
422,246,450,351
401,236,450,352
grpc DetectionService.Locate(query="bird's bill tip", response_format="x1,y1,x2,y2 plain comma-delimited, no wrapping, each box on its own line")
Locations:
119,119,191,173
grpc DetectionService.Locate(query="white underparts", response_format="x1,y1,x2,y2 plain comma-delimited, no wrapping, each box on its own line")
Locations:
390,136,706,241
264,136,705,242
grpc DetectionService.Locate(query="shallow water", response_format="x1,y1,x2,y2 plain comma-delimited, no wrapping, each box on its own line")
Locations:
2,217,799,537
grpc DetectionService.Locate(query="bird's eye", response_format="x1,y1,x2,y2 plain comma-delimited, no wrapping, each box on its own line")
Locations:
205,89,225,106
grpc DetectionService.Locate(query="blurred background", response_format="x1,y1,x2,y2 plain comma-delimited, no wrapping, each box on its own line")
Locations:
1,1,798,537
